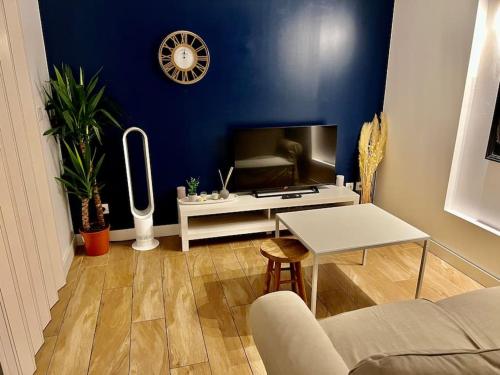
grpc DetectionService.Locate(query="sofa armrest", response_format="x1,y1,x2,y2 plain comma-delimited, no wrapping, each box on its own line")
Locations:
278,138,303,161
250,291,349,375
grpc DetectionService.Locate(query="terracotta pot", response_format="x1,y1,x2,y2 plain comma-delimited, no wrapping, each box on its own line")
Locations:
80,225,110,256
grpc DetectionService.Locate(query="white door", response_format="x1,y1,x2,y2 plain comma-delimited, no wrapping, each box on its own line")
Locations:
0,0,68,373
0,175,38,374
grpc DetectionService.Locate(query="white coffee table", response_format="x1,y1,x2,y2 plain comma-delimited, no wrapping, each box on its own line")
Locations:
275,203,430,315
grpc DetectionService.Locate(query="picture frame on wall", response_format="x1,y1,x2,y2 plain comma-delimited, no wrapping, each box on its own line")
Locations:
486,82,500,162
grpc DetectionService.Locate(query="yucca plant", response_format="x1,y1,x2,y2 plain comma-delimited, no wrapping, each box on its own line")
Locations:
44,64,121,230
56,142,104,232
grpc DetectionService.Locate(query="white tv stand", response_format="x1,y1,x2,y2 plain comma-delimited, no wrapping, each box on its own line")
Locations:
177,185,359,251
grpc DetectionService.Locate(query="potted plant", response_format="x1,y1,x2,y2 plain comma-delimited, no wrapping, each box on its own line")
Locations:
57,142,108,254
186,177,200,202
44,65,121,255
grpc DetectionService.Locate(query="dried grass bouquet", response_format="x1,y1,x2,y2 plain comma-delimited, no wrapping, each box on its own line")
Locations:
358,113,388,203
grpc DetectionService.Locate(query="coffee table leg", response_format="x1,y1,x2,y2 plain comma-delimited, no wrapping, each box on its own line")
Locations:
311,255,319,316
362,249,368,265
275,216,280,238
415,240,428,298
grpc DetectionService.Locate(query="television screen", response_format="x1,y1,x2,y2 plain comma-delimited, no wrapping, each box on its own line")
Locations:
233,125,337,192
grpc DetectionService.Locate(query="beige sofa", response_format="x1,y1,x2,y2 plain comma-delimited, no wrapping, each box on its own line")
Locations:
250,287,500,374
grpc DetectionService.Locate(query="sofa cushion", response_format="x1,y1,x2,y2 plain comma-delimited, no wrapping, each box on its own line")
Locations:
319,299,478,369
349,348,500,375
437,287,500,349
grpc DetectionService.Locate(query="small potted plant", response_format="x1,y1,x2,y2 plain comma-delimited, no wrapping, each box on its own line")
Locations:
44,65,121,255
186,177,200,202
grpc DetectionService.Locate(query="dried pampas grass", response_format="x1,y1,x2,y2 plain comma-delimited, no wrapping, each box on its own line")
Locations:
358,113,388,203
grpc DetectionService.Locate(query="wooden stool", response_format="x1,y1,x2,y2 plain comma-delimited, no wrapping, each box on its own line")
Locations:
260,238,309,302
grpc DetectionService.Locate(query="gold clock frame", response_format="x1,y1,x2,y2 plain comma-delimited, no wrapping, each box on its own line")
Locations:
158,30,210,85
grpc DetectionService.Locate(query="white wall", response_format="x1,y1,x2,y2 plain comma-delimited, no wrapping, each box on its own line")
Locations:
376,0,500,279
446,0,500,235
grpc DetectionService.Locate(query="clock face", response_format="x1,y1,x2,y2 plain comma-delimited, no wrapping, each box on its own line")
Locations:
173,46,195,70
158,30,210,85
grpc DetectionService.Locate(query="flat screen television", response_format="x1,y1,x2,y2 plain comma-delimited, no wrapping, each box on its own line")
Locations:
232,125,337,193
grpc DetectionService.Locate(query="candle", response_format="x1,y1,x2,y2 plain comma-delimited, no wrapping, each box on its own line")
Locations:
336,175,345,187
177,186,186,199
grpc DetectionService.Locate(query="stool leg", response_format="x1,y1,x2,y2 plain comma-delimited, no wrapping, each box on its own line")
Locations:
290,263,297,293
273,262,281,292
263,260,274,294
295,262,307,303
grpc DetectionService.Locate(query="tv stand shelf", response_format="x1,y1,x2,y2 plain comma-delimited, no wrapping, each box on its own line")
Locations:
177,185,359,251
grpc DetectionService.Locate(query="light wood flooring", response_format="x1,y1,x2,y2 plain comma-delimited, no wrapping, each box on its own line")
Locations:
35,234,483,375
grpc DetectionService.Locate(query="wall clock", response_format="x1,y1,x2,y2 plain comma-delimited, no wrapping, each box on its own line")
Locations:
158,30,210,85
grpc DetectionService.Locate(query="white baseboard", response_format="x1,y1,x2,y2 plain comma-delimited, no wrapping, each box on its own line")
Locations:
428,240,500,287
109,224,179,241
75,224,180,245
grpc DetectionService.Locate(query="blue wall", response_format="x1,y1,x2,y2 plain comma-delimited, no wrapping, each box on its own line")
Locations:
38,0,394,230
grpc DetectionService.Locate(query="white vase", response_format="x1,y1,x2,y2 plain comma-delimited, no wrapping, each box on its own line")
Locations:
188,193,197,202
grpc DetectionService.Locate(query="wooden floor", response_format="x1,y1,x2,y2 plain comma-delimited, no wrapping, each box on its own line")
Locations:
34,234,483,375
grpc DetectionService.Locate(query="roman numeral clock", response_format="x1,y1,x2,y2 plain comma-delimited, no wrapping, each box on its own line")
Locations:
158,30,210,84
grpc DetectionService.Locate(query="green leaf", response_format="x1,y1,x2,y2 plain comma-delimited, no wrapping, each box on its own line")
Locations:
94,153,105,176
53,66,65,88
98,109,122,128
92,124,102,144
79,67,84,86
43,128,57,136
50,81,72,110
63,141,85,176
61,111,75,130
87,75,98,96
88,86,105,112
86,67,102,96
62,165,89,187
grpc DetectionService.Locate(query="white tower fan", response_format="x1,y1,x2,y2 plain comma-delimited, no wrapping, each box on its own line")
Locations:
122,127,159,251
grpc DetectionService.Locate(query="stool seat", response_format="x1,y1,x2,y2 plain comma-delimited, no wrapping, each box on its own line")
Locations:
260,238,309,303
260,238,309,263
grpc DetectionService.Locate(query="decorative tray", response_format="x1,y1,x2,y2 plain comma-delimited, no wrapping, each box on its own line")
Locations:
178,194,238,205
